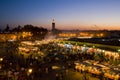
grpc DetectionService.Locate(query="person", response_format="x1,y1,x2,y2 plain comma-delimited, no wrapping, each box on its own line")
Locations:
8,70,13,80
60,73,63,80
83,72,88,80
45,67,48,73
55,73,60,80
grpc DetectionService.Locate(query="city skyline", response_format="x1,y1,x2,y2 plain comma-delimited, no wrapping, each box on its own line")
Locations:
0,0,120,30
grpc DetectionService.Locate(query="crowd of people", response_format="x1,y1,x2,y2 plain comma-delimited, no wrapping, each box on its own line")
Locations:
0,40,120,80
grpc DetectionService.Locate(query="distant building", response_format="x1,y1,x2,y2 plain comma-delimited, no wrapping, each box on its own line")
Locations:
0,33,17,42
51,19,61,35
52,19,55,31
50,20,107,38
57,30,107,38
0,32,32,42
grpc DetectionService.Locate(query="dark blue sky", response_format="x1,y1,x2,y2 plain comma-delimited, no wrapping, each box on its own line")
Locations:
0,0,120,30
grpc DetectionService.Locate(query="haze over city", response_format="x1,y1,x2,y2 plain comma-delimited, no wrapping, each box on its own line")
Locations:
0,0,120,30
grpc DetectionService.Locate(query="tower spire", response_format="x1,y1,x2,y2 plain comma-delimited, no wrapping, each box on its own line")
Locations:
52,19,55,23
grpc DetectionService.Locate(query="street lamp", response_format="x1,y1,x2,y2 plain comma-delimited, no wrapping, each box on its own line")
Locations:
27,68,33,79
27,68,33,76
28,69,32,73
83,44,86,47
0,58,3,61
101,50,105,53
93,46,95,48
118,49,120,53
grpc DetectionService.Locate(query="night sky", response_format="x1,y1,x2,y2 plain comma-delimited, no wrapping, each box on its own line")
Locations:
0,0,120,30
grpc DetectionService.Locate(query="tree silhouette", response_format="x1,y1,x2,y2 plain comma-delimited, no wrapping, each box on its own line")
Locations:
11,25,22,32
21,24,48,40
4,24,10,32
17,25,22,32
3,24,48,40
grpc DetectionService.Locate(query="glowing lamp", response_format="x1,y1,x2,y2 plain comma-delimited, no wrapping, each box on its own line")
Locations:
28,69,32,73
0,58,3,61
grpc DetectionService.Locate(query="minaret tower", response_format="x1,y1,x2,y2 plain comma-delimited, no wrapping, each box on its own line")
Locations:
52,19,55,31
